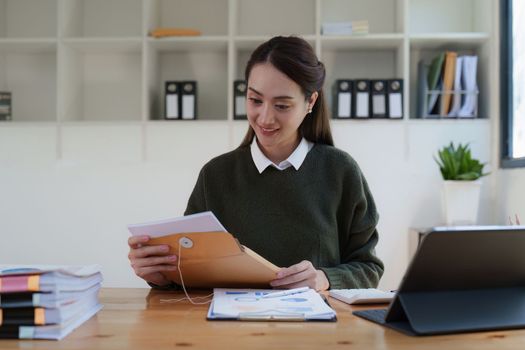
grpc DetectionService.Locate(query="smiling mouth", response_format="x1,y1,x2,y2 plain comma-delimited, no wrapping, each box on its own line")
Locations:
259,125,279,133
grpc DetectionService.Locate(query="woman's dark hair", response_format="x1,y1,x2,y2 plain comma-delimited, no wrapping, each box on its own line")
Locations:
239,36,334,147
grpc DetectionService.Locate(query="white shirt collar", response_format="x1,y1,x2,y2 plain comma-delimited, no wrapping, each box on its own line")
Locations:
250,137,314,174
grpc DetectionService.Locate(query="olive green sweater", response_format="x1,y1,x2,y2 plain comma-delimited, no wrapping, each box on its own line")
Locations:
183,144,383,289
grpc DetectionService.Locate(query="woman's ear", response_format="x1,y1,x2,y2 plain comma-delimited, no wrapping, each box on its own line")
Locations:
308,91,319,111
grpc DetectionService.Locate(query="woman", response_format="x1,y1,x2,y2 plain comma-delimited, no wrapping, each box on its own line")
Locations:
128,36,383,291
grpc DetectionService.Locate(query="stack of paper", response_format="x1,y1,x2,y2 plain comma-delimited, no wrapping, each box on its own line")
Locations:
207,288,336,321
0,265,103,340
321,20,369,35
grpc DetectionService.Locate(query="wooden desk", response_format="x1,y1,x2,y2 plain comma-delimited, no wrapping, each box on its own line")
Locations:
2,288,524,349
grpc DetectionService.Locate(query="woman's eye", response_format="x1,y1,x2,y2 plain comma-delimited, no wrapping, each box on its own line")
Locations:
275,104,290,111
248,98,262,104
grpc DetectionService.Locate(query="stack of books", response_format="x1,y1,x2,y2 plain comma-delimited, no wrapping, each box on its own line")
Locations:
0,265,103,340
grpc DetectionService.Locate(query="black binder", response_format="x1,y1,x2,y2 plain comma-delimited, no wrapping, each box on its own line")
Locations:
234,80,247,120
387,79,403,119
180,81,197,120
164,81,180,120
354,227,525,336
333,79,353,119
0,92,12,121
370,80,388,118
354,79,370,118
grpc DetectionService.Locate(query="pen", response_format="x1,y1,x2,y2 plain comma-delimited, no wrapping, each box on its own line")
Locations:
262,287,309,299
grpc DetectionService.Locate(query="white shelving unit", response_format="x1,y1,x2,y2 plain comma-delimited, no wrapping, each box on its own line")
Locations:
0,0,495,157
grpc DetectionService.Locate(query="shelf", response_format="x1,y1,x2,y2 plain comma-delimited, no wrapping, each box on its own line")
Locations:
0,1,494,127
331,118,404,124
0,120,58,127
62,38,142,53
409,33,490,49
321,34,404,50
148,36,229,52
408,118,490,123
234,35,316,51
58,120,144,127
0,38,57,53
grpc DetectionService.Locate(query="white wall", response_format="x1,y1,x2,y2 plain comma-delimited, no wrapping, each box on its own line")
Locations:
496,169,525,224
0,120,493,290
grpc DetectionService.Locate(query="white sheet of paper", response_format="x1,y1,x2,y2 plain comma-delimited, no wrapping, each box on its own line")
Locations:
128,211,227,238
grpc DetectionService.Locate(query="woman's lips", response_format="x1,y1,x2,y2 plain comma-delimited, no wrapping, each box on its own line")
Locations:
259,125,279,136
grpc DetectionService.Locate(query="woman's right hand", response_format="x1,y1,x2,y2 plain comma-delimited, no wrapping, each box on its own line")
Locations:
127,235,179,286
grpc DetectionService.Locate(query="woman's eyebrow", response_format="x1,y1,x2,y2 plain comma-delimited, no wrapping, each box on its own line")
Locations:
248,87,294,100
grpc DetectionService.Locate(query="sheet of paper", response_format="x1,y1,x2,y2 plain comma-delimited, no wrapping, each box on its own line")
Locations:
0,264,101,277
128,211,226,238
208,288,336,320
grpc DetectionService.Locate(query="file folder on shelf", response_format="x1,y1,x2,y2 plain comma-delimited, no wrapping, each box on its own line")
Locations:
333,79,353,119
233,80,247,120
440,51,457,116
448,56,464,117
0,92,12,121
354,80,370,118
426,52,445,115
165,81,180,119
387,79,403,119
181,81,197,120
370,80,387,118
457,55,478,118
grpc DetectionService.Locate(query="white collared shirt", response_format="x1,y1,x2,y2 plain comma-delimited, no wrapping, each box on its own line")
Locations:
250,137,314,173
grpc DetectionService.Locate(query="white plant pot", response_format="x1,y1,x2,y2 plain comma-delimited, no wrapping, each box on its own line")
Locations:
442,180,482,226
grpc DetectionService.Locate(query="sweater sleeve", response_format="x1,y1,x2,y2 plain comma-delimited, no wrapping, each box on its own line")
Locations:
319,162,384,289
184,166,208,215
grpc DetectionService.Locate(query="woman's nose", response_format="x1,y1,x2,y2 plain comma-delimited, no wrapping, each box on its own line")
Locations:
258,103,275,125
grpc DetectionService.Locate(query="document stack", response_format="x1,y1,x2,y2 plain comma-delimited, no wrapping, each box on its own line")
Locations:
0,265,103,340
321,20,369,35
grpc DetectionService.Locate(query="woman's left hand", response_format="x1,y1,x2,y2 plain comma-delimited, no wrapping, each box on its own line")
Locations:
270,260,330,291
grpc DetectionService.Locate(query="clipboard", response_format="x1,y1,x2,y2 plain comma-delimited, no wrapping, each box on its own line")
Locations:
207,288,337,322
147,232,280,288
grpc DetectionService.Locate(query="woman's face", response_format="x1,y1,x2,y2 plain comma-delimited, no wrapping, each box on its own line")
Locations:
246,63,316,155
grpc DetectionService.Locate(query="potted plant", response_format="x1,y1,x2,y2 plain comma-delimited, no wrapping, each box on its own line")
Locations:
434,142,489,225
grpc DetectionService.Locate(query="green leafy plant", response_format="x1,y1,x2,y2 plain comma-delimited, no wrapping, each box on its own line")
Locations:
434,142,489,180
